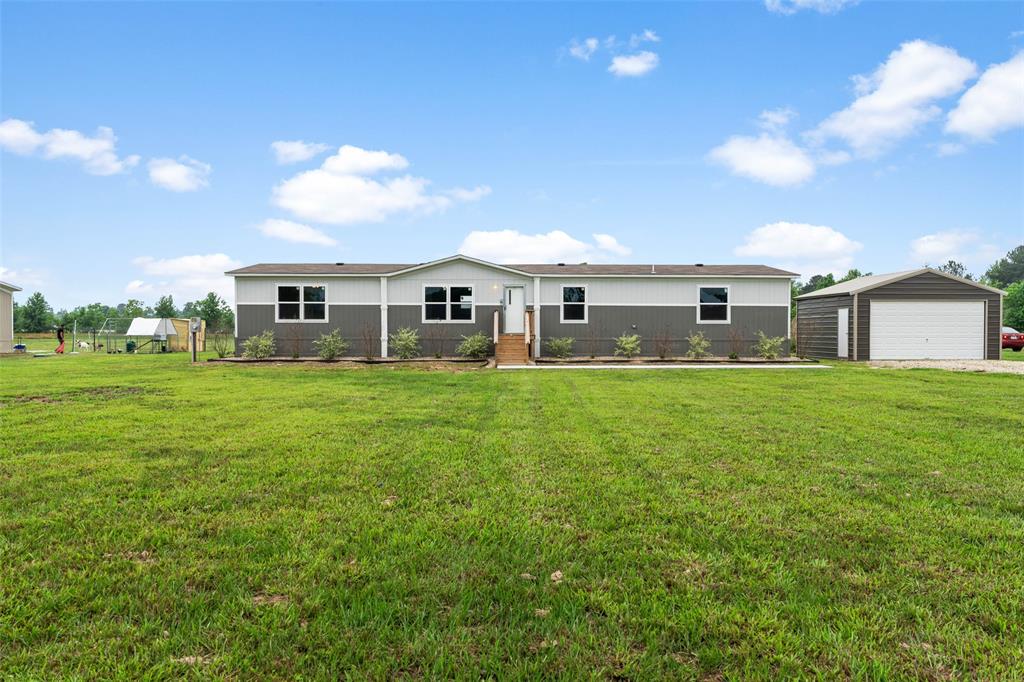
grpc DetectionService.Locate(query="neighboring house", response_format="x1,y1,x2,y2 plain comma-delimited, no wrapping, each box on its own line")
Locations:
227,255,797,360
0,281,22,353
796,268,1005,361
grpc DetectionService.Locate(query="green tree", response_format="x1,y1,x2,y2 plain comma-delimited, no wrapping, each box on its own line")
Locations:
154,295,177,318
180,300,200,318
799,274,836,295
935,260,974,280
838,269,870,282
60,303,116,331
18,292,55,332
195,292,233,332
120,299,148,318
1004,281,1024,330
984,245,1024,288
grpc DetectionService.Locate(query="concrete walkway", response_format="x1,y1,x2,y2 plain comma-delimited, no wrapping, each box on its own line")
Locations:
497,363,831,370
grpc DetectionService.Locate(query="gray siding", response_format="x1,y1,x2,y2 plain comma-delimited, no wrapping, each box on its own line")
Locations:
236,304,381,357
795,295,852,359
857,272,1002,360
387,305,499,357
539,305,789,357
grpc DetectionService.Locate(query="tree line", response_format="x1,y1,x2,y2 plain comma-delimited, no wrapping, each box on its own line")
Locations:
13,292,236,334
11,245,1024,334
792,247,1024,329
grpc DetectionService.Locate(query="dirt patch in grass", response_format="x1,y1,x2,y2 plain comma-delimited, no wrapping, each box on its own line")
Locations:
103,550,156,564
252,593,290,606
3,385,153,406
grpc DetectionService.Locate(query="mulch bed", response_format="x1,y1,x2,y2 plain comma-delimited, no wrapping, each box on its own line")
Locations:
535,356,816,365
208,356,489,367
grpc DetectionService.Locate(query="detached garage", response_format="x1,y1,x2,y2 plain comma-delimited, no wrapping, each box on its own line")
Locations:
796,269,1005,360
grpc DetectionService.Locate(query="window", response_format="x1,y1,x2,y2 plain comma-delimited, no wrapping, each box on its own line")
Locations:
560,285,587,323
277,285,327,322
698,286,729,323
422,284,475,322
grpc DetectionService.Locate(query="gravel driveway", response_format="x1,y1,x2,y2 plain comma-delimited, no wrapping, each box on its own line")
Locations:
869,359,1024,375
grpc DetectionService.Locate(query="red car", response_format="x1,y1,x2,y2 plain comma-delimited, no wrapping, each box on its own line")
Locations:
1003,327,1024,352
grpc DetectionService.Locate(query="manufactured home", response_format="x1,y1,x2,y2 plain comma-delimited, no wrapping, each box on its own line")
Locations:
796,268,1005,361
227,255,797,360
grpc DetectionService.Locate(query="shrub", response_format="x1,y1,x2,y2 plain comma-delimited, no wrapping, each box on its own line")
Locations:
241,330,275,359
546,337,575,359
456,332,491,359
727,327,744,359
313,329,349,361
613,333,642,359
685,331,711,359
755,330,786,359
389,327,421,359
211,333,232,358
653,329,673,359
359,324,377,360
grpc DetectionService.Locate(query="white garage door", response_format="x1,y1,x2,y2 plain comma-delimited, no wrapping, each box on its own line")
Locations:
870,300,985,360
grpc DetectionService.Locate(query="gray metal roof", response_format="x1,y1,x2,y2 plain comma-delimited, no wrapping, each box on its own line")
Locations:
0,280,22,292
795,268,1005,299
227,257,797,277
226,263,411,275
507,263,797,276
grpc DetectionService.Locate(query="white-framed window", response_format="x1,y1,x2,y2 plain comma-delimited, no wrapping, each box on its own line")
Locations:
560,285,587,323
276,284,328,322
422,284,475,323
698,285,729,323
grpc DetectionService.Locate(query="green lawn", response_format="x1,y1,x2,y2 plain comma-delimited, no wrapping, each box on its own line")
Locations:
1,354,1022,679
1003,348,1024,361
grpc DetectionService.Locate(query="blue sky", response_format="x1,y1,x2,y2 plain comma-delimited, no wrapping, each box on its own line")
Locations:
1,0,1022,310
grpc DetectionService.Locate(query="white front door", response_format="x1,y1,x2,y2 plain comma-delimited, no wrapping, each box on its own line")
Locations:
504,287,525,333
870,300,985,360
837,308,849,358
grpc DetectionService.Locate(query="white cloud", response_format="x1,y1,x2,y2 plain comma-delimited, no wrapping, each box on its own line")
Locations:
459,230,632,263
708,134,816,187
257,218,337,246
629,29,660,48
936,142,966,157
130,253,241,303
909,229,1001,269
0,119,45,154
945,53,1024,140
270,140,330,164
321,145,409,175
816,149,852,166
758,107,797,132
811,40,977,156
125,279,154,295
272,145,487,225
735,221,863,275
568,37,599,61
592,233,632,256
0,118,139,175
608,51,659,77
0,265,48,289
147,156,211,192
765,0,858,14
445,185,492,202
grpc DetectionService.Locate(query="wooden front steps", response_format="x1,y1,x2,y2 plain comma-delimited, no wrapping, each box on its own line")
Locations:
495,333,531,366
